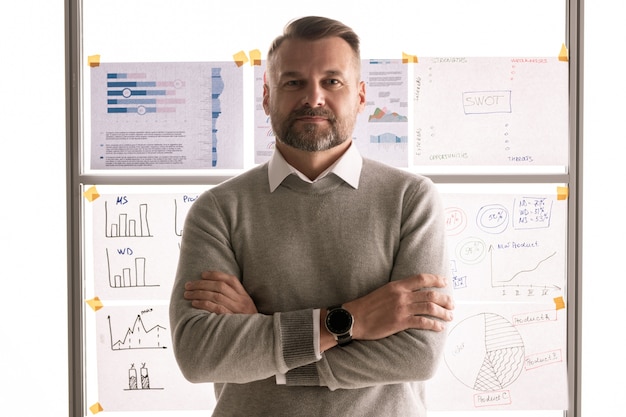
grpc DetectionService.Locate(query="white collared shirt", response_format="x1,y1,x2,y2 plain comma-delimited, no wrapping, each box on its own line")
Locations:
268,141,363,192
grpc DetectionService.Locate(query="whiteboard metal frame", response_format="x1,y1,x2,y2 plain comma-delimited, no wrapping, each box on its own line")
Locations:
65,0,584,415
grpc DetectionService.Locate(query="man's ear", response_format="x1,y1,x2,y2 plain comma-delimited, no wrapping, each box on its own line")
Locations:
262,83,270,116
357,80,366,113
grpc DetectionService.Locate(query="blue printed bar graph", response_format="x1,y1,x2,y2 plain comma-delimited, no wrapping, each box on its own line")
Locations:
108,107,159,114
108,81,157,88
108,99,157,105
107,73,147,79
108,89,168,96
106,72,185,114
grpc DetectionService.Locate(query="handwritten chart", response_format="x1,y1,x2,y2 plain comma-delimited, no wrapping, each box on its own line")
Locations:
413,57,568,171
426,184,569,410
87,187,217,411
94,305,215,411
442,189,567,302
91,191,202,301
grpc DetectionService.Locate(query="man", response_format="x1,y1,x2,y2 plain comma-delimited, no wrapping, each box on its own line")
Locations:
170,16,454,416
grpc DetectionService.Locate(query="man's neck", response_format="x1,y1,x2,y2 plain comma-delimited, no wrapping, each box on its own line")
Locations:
275,139,352,181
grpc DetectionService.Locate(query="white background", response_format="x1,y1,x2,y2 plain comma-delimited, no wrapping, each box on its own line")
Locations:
0,0,619,415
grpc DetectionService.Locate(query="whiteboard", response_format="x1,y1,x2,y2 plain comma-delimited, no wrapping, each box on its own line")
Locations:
75,1,572,416
82,183,568,414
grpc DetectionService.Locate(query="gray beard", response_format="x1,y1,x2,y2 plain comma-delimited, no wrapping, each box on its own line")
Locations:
279,122,347,152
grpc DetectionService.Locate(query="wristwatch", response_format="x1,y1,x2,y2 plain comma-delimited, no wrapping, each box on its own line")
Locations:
325,305,354,346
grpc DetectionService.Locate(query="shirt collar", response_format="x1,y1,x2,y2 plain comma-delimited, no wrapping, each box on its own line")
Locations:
268,142,363,192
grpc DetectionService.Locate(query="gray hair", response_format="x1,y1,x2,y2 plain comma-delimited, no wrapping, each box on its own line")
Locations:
267,16,361,66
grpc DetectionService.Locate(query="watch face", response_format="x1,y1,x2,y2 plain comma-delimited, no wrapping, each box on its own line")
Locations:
327,308,353,334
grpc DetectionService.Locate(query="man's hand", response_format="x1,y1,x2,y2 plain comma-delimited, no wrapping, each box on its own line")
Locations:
344,273,454,340
184,271,258,314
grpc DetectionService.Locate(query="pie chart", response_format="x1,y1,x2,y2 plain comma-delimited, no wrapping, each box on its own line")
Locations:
444,313,525,391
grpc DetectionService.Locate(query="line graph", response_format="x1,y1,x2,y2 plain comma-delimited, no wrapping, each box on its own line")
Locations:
108,313,167,351
494,250,557,284
489,247,561,296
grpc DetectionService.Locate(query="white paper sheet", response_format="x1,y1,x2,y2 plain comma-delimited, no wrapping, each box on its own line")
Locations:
427,185,569,410
413,57,568,168
90,62,244,170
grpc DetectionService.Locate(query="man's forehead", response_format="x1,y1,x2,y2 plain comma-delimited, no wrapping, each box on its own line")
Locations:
269,37,358,77
274,36,352,56
278,68,345,79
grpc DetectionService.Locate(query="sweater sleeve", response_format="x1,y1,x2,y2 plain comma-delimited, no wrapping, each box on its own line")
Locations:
169,191,319,384
290,176,452,390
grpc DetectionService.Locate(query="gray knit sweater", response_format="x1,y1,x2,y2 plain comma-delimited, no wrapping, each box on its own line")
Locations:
169,158,450,416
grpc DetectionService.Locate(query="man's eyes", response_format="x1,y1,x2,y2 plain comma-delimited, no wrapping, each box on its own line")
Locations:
281,79,344,89
280,80,302,90
324,79,343,88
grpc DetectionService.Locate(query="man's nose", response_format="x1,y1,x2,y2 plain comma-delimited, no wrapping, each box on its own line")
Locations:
301,83,325,107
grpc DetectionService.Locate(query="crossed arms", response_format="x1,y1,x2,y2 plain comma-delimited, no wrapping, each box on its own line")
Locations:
184,270,454,353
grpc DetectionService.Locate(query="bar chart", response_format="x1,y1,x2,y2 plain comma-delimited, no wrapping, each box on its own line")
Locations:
106,248,158,289
105,201,152,238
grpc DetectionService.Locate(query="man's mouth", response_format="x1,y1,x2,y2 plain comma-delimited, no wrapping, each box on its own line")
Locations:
291,108,334,124
296,116,327,122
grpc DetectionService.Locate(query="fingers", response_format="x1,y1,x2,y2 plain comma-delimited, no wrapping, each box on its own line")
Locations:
381,274,455,334
389,273,454,313
410,289,454,315
410,296,454,322
185,273,240,304
184,271,258,315
184,281,238,314
408,283,454,326
201,271,249,296
402,273,449,290
406,315,448,332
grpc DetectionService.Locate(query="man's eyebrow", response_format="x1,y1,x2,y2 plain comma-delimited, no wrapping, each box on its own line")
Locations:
324,70,345,78
278,69,347,79
278,71,303,79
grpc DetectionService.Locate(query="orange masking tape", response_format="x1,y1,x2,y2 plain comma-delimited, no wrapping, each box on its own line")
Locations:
86,297,104,312
88,55,101,67
89,402,104,414
558,43,568,62
233,50,249,67
554,296,565,310
249,49,262,66
83,185,100,202
402,52,418,64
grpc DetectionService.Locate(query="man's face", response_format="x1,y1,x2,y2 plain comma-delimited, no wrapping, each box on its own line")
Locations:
263,36,366,152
